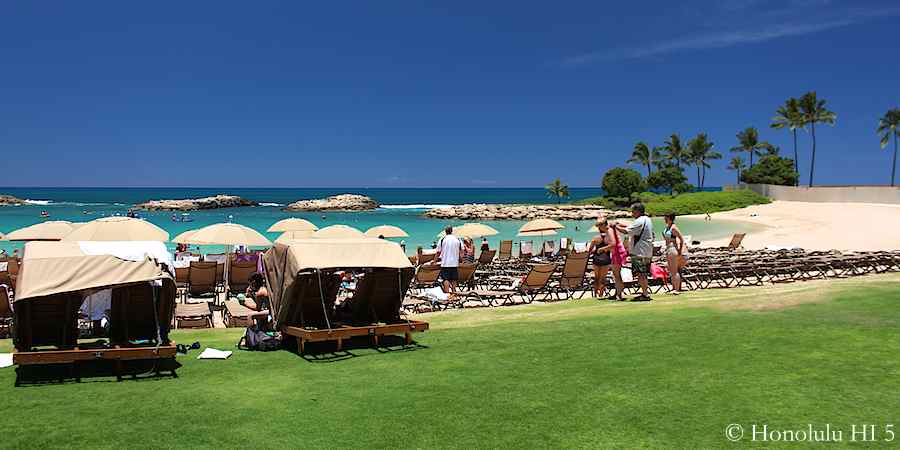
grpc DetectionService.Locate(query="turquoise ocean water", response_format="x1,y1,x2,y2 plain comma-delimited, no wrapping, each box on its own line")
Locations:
0,188,760,254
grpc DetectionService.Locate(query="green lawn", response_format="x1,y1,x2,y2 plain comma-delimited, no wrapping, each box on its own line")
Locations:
2,274,899,449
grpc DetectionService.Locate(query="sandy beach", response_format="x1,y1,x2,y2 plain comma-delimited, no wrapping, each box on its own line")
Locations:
693,200,900,251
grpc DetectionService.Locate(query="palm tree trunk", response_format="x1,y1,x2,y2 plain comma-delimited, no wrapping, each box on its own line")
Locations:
696,165,701,187
792,129,799,186
701,166,706,189
646,163,651,177
809,121,817,187
892,132,898,187
736,169,741,184
749,150,754,168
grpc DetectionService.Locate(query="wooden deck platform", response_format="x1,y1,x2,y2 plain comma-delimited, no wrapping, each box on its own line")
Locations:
283,321,429,354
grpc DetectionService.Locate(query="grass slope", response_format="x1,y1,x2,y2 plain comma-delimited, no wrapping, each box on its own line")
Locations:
2,274,899,449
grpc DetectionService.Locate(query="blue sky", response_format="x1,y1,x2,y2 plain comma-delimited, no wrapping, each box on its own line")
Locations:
0,0,897,188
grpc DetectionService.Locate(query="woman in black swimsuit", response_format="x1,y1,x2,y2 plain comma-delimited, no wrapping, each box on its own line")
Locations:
586,220,615,298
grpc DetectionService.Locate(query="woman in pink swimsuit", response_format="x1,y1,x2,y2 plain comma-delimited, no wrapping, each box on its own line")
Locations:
589,217,627,300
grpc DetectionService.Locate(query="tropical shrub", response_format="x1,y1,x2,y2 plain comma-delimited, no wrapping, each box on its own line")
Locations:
740,155,799,186
601,167,645,199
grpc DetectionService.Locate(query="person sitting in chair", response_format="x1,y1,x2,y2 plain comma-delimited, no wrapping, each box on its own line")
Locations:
242,273,270,311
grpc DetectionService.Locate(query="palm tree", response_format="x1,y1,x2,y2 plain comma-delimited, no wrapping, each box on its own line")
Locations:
688,133,721,189
798,91,837,187
628,142,653,177
727,156,746,184
729,127,773,168
664,133,687,168
878,108,900,186
651,146,668,171
770,97,805,184
545,178,570,204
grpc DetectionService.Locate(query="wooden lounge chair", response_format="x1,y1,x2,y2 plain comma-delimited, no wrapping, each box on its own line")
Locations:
174,267,189,291
498,240,513,262
463,263,556,306
551,251,590,300
174,302,213,328
186,261,218,303
223,300,268,328
350,268,415,325
228,261,257,296
722,233,746,250
412,264,441,292
477,249,496,265
108,282,176,345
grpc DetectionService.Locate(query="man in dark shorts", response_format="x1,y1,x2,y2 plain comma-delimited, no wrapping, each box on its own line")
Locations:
436,225,462,294
614,202,654,301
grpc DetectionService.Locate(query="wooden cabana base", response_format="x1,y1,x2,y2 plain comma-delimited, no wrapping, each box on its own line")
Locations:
13,344,179,384
283,321,429,354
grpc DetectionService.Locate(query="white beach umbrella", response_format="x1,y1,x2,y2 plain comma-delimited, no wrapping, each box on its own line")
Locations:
62,217,169,242
4,221,77,241
274,229,316,244
171,229,200,244
312,224,365,239
181,223,272,247
518,218,565,234
267,218,319,233
364,225,408,238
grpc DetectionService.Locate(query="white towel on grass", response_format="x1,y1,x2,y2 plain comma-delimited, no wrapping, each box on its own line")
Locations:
197,348,232,360
0,353,12,368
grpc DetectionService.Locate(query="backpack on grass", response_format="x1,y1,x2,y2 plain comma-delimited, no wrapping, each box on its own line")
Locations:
238,326,280,351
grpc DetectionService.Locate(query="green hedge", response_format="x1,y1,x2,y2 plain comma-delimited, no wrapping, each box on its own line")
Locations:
573,190,770,216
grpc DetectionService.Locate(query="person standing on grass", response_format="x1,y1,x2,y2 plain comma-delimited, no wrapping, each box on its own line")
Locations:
663,213,687,294
614,203,653,301
435,225,462,295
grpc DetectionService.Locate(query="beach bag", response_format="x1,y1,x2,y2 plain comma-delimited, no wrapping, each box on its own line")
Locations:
238,325,280,351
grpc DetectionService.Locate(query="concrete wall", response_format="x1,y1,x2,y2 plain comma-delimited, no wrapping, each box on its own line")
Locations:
726,184,900,204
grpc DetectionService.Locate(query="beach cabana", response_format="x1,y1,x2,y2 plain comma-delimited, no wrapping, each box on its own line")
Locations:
12,241,178,380
262,238,427,354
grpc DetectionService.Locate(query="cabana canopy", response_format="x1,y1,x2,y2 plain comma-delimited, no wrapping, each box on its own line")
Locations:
15,241,171,302
262,238,411,326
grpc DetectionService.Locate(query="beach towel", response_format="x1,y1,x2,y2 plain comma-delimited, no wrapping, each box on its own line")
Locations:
81,288,112,321
204,254,226,264
78,241,175,274
197,348,232,360
0,353,12,369
650,263,668,280
520,241,533,255
0,262,6,272
422,287,449,303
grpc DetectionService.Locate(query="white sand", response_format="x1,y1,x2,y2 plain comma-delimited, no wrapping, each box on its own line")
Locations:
689,201,900,251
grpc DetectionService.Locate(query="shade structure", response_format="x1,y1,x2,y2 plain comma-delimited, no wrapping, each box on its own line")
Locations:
267,218,319,233
179,223,272,247
15,241,172,301
171,229,199,244
274,229,316,244
365,225,408,238
312,224,365,239
518,229,558,237
518,218,565,234
262,238,411,327
4,221,77,241
62,217,169,242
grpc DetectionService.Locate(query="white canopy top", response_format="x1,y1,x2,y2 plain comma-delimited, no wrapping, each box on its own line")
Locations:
272,238,411,271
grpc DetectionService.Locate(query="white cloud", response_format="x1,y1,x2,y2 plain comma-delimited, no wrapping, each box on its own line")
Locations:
560,6,898,66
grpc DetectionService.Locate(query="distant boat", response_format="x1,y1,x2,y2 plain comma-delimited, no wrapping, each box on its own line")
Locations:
40,211,50,218
172,213,193,223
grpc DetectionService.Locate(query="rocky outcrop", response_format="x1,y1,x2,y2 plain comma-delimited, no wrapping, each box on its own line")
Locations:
135,195,258,211
283,194,379,212
424,204,630,221
0,195,26,206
